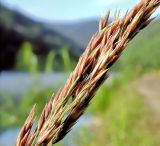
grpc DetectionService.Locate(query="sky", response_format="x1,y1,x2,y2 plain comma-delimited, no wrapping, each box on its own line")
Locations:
2,0,160,22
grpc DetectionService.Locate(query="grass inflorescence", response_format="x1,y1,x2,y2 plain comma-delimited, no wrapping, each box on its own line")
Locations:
16,0,160,145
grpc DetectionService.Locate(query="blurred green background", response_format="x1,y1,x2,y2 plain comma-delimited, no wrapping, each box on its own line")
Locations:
0,1,160,146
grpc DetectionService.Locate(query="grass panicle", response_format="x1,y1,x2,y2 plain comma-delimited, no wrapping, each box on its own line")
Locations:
16,0,160,145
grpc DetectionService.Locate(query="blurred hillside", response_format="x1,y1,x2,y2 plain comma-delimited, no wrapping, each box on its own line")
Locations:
0,4,98,71
51,20,98,48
